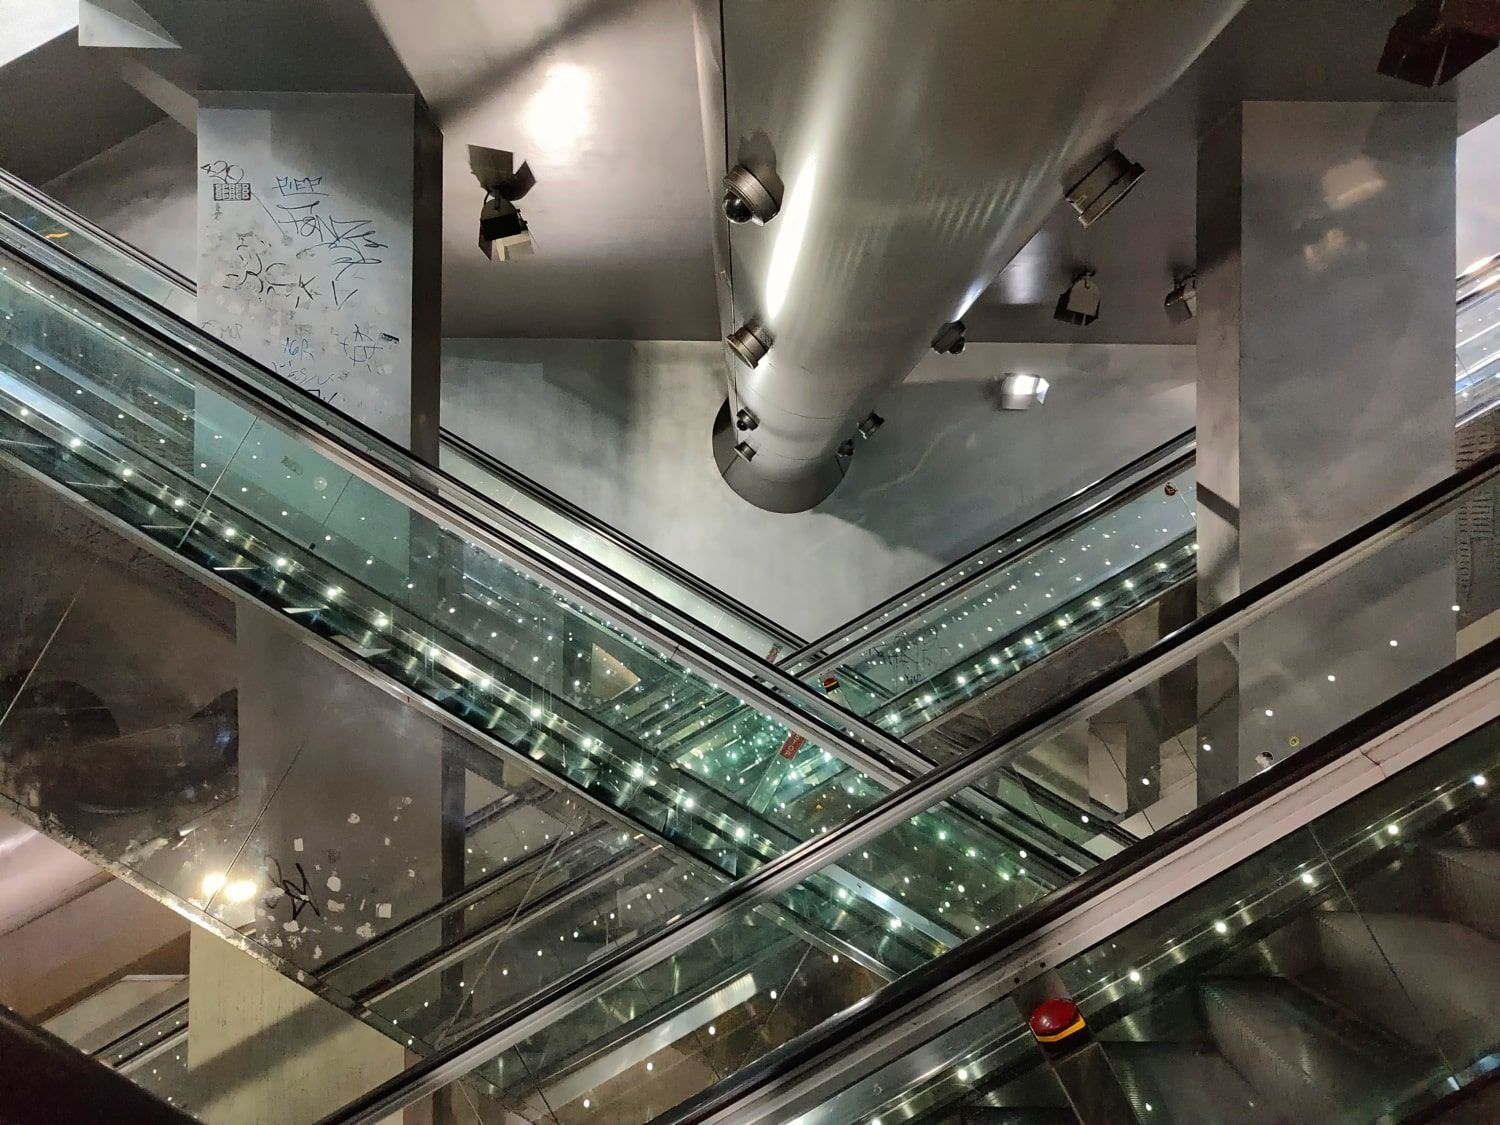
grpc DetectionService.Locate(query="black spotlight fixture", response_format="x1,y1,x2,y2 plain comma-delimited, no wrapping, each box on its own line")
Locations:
726,321,773,368
1164,272,1198,325
931,319,967,355
1065,148,1145,227
470,145,537,261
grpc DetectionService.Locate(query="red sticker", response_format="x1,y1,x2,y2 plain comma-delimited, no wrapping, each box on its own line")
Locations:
778,733,806,760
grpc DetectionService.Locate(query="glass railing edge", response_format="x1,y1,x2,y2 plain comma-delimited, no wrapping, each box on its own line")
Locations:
313,448,1500,1125
672,641,1500,1125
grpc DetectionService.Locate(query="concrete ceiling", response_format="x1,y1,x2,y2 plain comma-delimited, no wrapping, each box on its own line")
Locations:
0,812,106,937
367,0,719,340
366,0,1499,344
0,31,165,184
12,0,1500,344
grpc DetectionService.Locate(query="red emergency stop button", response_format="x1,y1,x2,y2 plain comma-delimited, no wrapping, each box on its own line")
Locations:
1029,997,1086,1044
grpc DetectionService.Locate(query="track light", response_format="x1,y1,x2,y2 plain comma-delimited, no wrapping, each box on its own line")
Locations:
931,320,967,355
857,412,885,438
722,165,781,225
1164,272,1197,325
470,145,537,261
1065,148,1145,227
726,321,773,367
1054,271,1100,326
996,374,1050,411
478,196,534,260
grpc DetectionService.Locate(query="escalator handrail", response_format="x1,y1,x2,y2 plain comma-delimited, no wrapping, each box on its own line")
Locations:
438,427,802,652
794,258,1494,675
787,429,1197,678
0,215,984,817
655,636,1500,1125
317,440,1500,1125
0,164,804,657
0,165,195,293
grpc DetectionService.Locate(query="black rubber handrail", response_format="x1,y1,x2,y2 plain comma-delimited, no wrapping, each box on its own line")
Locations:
0,165,803,657
317,444,1500,1125
655,635,1500,1125
440,428,800,651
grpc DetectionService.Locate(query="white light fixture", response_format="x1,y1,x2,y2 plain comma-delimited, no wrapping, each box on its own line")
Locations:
1054,270,1100,326
996,373,1050,411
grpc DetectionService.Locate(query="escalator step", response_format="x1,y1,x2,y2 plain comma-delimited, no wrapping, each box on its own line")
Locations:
1428,847,1500,941
1199,976,1433,1121
1104,1040,1270,1125
1314,911,1500,1072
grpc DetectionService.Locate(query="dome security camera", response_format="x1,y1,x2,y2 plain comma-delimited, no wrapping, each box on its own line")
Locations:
722,165,781,225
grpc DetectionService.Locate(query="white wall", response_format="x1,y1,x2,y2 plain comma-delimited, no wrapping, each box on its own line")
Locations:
1459,111,1500,271
43,117,197,277
0,0,74,67
442,339,1196,639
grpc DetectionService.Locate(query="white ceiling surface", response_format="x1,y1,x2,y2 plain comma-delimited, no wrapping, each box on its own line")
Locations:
1459,113,1500,270
0,0,74,66
0,811,106,937
362,0,1500,344
366,0,718,340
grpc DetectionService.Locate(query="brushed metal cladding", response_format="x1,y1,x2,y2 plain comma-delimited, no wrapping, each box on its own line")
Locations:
696,0,1245,511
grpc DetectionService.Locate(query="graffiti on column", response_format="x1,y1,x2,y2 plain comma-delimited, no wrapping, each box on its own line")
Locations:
199,154,404,416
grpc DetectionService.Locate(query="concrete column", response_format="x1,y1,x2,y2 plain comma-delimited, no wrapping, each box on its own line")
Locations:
225,609,451,969
195,91,441,459
185,928,403,1125
1195,101,1457,800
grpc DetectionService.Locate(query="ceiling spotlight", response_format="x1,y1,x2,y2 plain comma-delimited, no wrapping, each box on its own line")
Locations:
723,165,782,225
479,196,534,260
857,412,885,438
1164,272,1197,324
1065,148,1145,227
1378,0,1499,87
733,440,757,463
931,319,967,355
726,321,773,367
470,145,537,262
996,373,1050,411
734,407,759,431
1054,271,1100,326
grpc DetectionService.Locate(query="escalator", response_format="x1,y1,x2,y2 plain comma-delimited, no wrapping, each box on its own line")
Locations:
11,159,1495,901
316,431,1498,1122
8,162,1493,880
0,172,1155,1118
676,646,1500,1125
1,163,1494,1122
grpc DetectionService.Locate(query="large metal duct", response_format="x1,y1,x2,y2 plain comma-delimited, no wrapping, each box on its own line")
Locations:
693,0,1245,512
